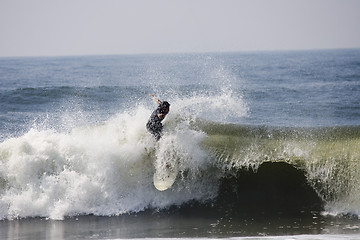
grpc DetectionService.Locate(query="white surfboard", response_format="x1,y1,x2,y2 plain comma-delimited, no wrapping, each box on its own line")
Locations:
153,161,178,191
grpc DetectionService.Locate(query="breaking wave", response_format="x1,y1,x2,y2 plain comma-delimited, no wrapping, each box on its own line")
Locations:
0,91,359,220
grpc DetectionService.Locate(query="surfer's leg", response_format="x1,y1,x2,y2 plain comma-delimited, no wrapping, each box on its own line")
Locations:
146,121,163,141
154,132,161,141
147,125,161,140
153,123,163,141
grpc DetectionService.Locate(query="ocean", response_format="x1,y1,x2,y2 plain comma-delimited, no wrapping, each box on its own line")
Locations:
0,49,359,239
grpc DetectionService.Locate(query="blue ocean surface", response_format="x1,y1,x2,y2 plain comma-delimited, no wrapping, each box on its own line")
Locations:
0,49,359,239
1,50,359,135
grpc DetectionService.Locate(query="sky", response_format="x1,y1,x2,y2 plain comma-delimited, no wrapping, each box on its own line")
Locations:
0,0,360,57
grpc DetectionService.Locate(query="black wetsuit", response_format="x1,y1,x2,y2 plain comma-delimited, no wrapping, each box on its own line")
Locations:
146,103,168,141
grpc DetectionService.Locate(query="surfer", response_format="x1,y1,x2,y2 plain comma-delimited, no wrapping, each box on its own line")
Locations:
146,94,170,141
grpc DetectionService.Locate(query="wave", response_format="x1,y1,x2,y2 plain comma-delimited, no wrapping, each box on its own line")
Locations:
0,92,359,220
198,121,360,217
0,88,246,220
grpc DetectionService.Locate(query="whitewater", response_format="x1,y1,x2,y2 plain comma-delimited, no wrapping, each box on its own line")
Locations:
0,84,249,219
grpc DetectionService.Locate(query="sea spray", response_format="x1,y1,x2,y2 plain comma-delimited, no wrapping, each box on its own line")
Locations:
0,114,200,219
0,88,246,220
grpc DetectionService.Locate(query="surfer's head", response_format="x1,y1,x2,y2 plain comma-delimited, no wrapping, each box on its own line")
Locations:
160,101,170,114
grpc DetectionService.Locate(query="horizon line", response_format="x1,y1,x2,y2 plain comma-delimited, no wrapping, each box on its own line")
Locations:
1,47,359,59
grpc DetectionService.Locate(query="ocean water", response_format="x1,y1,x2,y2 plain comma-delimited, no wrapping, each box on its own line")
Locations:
0,49,360,239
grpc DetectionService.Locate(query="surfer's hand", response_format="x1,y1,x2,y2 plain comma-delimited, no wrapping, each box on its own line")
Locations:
150,94,161,104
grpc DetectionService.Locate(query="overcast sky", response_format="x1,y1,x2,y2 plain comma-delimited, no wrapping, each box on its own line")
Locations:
0,0,360,57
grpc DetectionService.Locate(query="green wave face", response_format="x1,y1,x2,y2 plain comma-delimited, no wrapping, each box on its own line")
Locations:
199,121,360,215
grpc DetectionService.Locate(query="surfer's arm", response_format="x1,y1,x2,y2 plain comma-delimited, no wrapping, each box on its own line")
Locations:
149,94,162,104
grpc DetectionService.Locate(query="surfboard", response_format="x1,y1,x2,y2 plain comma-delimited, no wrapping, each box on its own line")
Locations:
153,161,178,191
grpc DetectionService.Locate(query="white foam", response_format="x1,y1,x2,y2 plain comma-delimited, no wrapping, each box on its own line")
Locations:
0,90,243,220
